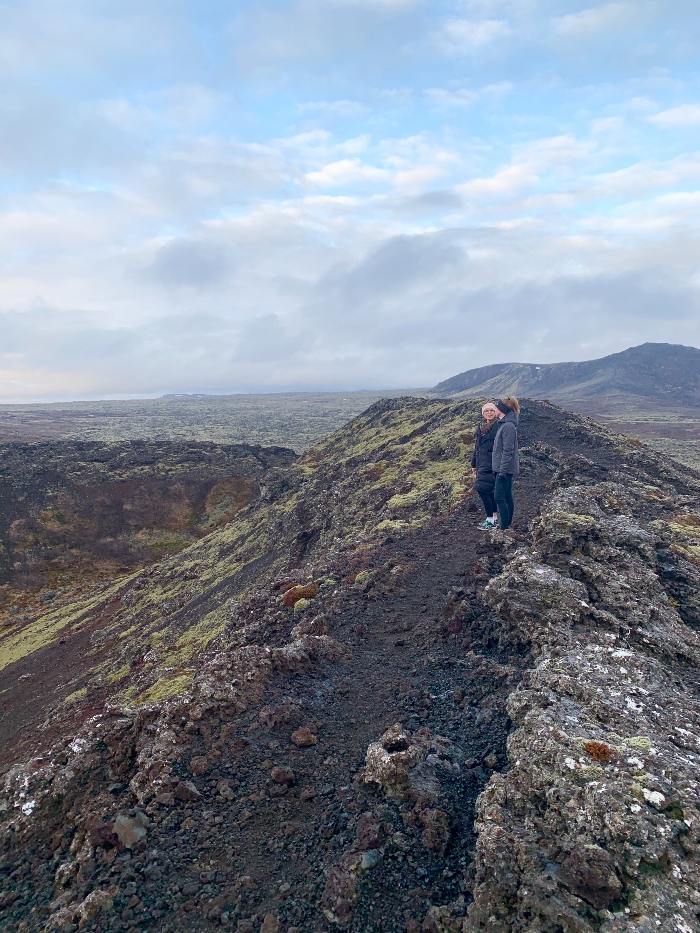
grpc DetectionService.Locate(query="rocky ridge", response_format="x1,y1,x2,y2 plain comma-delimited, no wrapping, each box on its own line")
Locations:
1,399,700,933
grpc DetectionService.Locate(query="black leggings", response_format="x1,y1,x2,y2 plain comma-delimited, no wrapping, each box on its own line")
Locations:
477,489,496,517
494,474,515,530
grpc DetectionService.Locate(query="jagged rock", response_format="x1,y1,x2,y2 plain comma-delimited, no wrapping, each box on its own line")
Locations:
75,887,115,922
422,904,465,933
113,811,149,848
415,801,451,855
355,811,385,851
282,583,318,608
557,843,622,910
363,724,420,797
469,479,700,933
270,766,295,785
290,726,317,747
174,780,202,802
363,725,460,802
189,755,210,775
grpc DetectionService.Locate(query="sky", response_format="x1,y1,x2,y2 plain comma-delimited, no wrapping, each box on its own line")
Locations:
1,0,700,401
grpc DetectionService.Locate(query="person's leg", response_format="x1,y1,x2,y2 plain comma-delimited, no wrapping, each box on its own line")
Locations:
478,489,496,516
486,489,497,518
495,475,514,529
505,477,514,526
477,490,493,517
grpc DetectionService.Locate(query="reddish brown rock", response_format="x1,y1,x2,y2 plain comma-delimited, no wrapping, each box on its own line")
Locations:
416,803,451,855
356,811,385,851
189,755,210,775
291,726,318,747
270,766,295,785
174,779,202,802
282,583,318,607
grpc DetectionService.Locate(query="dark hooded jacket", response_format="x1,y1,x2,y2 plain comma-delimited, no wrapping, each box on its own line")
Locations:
492,410,520,476
471,419,498,492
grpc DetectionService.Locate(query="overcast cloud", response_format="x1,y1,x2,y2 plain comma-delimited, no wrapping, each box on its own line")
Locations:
1,0,700,400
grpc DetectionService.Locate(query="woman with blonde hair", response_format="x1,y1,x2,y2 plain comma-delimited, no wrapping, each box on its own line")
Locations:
471,401,500,529
492,396,520,531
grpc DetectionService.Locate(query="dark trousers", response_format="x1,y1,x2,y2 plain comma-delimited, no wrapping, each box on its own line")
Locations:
494,474,515,529
478,489,496,517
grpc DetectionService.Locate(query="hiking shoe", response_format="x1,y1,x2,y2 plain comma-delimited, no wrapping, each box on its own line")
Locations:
478,518,497,529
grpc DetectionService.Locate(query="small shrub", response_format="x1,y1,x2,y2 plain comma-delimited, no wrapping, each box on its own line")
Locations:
583,740,615,764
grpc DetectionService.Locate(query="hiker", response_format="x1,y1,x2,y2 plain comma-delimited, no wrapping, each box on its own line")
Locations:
471,401,500,529
492,397,520,531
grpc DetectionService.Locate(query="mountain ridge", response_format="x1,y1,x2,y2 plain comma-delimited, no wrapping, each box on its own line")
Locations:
431,342,700,414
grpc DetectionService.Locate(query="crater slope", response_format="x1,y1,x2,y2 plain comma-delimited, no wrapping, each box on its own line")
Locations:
1,399,700,933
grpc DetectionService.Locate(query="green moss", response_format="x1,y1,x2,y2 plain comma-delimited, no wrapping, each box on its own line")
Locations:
165,609,226,665
136,672,193,704
0,585,119,672
624,736,652,750
293,598,311,612
107,663,130,683
63,687,88,704
386,489,424,510
354,570,374,585
374,518,424,535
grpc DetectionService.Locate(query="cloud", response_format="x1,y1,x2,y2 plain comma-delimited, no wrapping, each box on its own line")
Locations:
305,158,390,188
1,0,700,401
297,100,371,118
425,88,477,108
648,104,700,128
232,0,426,78
139,237,232,289
435,18,511,53
553,3,633,38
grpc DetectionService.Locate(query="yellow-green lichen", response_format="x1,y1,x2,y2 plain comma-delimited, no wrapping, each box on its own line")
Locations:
165,610,226,666
354,570,374,585
63,687,88,704
548,511,598,529
624,736,652,750
107,663,131,683
0,585,120,672
135,672,194,704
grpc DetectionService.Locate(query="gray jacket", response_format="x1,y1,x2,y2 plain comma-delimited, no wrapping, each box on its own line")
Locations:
492,411,520,476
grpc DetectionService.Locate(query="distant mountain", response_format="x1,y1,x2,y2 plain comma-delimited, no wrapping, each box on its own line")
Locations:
431,342,700,413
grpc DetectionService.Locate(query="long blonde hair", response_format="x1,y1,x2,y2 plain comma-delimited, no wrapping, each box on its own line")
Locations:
501,396,520,416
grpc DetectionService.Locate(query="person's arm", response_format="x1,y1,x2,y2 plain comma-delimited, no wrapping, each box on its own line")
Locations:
496,423,515,474
471,427,478,469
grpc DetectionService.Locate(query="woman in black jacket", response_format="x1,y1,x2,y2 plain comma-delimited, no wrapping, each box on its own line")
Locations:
471,402,500,529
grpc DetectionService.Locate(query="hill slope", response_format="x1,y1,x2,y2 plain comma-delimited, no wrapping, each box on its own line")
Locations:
2,399,700,933
432,342,700,414
0,440,296,643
